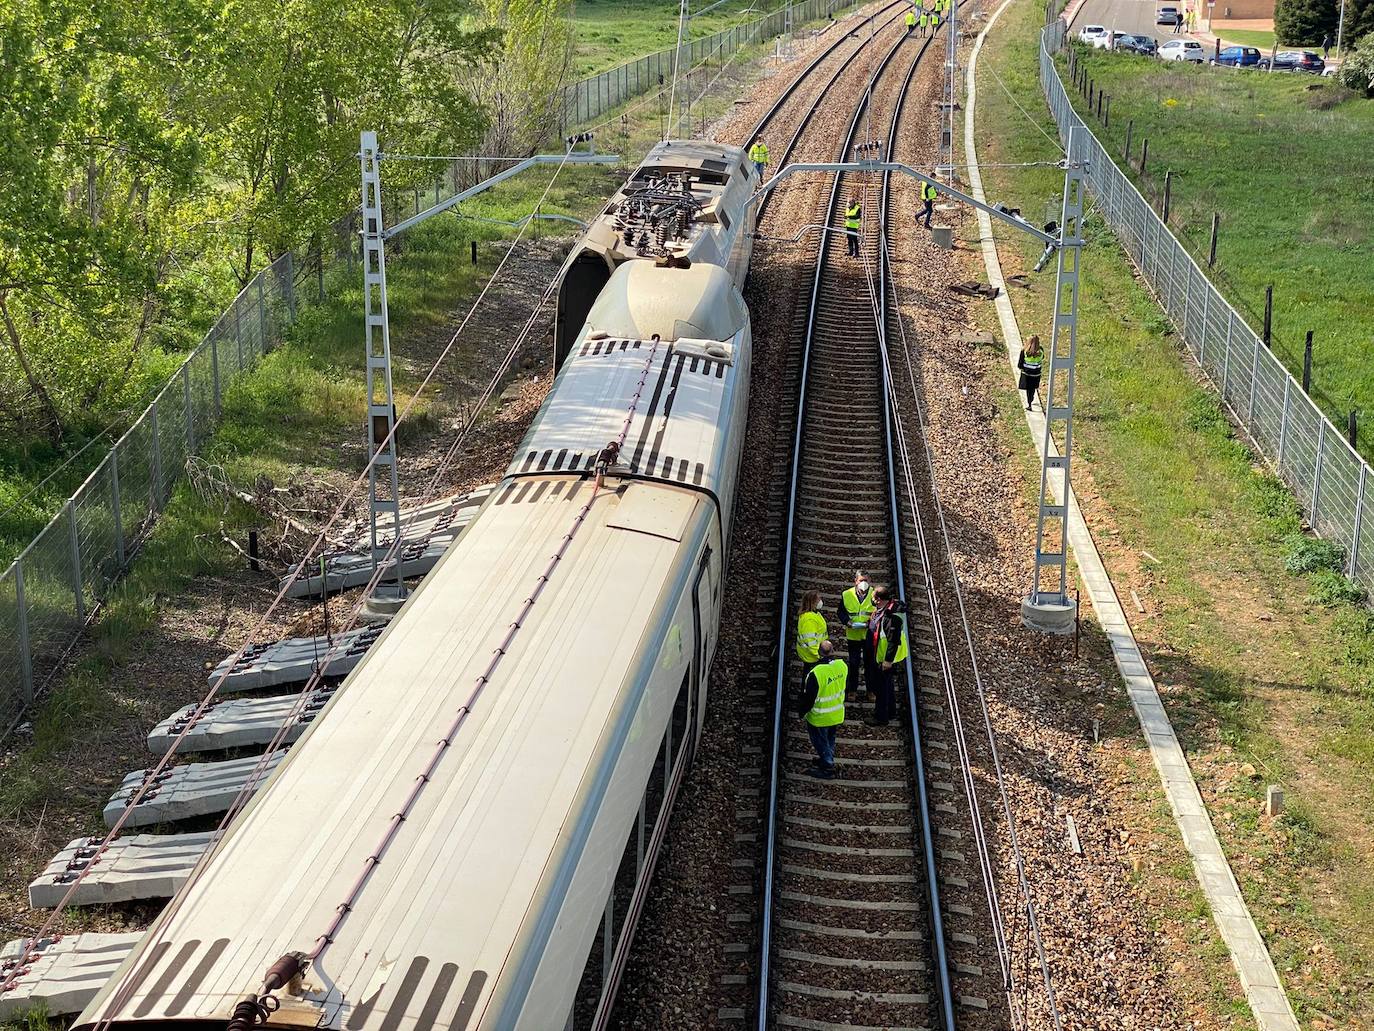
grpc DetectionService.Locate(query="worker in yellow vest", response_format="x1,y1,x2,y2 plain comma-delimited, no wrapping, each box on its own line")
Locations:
795,590,828,676
930,8,941,32
942,0,950,15
919,180,938,229
906,8,916,33
839,571,877,700
748,138,770,179
796,640,846,779
844,192,862,258
868,586,909,726
919,7,929,34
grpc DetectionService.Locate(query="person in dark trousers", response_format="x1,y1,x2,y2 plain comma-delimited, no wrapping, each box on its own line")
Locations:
845,192,862,257
1322,33,1333,58
839,570,877,701
1017,334,1044,411
796,640,847,779
918,181,937,229
1173,10,1183,32
867,587,908,726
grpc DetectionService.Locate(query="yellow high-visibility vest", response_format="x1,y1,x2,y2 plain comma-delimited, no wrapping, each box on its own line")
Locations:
806,659,848,727
841,586,876,642
906,10,916,27
875,612,909,665
749,142,769,164
919,11,929,26
923,183,938,202
845,203,862,230
796,610,828,663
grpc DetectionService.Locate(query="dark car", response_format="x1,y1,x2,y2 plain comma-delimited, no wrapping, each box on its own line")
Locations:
1211,45,1262,66
1113,33,1159,55
1260,49,1325,71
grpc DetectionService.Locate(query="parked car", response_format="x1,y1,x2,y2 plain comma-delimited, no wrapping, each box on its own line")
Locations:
1259,49,1325,72
1159,38,1206,61
1211,45,1262,66
1078,23,1109,45
1156,5,1180,24
1113,33,1159,55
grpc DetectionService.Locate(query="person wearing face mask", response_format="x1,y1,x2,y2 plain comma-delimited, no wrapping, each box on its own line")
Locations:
795,590,828,680
840,571,877,701
868,585,909,726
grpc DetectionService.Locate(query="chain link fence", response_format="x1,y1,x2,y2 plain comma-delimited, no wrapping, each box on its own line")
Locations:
0,254,300,737
1039,19,1374,595
561,0,861,128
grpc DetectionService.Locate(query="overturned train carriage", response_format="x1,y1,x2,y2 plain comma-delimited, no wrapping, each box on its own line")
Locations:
553,139,758,370
75,259,752,1031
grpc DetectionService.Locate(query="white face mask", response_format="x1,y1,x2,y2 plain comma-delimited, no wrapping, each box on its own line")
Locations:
858,580,869,593
817,601,824,611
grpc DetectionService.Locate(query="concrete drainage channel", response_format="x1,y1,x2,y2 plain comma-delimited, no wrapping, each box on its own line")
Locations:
0,485,491,1021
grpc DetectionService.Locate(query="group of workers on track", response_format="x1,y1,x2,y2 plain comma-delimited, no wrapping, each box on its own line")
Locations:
905,0,950,36
793,572,909,779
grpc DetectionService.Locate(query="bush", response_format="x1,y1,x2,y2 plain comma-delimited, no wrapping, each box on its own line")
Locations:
1283,530,1345,573
1275,0,1338,45
1339,32,1374,97
1309,568,1368,606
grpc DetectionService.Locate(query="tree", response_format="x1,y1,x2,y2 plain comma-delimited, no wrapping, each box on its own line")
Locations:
1338,31,1374,94
457,0,576,158
1274,0,1337,43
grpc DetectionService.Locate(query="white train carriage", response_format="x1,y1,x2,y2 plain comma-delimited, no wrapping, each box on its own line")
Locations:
553,140,758,369
76,260,751,1031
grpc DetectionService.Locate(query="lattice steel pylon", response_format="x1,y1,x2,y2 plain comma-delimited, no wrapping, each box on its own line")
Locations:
358,131,406,599
1022,125,1085,633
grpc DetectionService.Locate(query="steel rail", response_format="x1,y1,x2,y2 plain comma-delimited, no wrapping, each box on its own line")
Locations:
755,25,948,1031
873,37,958,1031
745,1,908,218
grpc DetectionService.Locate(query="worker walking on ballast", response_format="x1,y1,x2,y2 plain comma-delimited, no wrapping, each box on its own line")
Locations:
795,590,828,679
845,192,862,258
840,571,877,701
796,640,846,779
749,138,770,179
919,7,930,34
918,180,937,229
868,586,909,727
906,7,917,33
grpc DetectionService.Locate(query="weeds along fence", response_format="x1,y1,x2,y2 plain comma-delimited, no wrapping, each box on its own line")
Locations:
561,0,861,128
1040,19,1374,594
0,254,303,738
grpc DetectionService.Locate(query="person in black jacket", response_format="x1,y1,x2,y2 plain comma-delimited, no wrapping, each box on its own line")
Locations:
1017,335,1044,411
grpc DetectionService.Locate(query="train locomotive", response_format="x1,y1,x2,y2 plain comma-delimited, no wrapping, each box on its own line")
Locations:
76,141,758,1031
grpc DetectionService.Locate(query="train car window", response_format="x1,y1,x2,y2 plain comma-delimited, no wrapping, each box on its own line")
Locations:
718,208,732,232
644,723,668,843
610,813,639,955
671,670,690,769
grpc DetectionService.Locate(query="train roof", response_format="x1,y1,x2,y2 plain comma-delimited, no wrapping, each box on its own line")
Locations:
75,479,714,1031
512,263,748,499
563,140,755,267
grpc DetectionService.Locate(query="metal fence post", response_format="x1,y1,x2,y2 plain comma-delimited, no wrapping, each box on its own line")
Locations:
211,332,222,418
183,364,196,454
1311,420,1326,526
1199,285,1210,366
1278,377,1293,469
257,274,267,358
1352,466,1367,578
14,560,32,705
67,500,85,623
1222,310,1233,396
110,450,124,569
1248,333,1260,423
150,400,163,512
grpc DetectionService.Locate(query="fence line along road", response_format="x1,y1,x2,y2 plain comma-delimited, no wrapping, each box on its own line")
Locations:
561,0,861,128
0,255,301,740
1039,19,1374,596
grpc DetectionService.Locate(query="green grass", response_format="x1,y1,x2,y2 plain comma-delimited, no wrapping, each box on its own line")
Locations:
1213,26,1278,49
976,0,1374,1022
1061,44,1374,463
573,0,775,76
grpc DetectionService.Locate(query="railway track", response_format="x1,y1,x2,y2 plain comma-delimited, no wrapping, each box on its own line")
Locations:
752,13,1013,1031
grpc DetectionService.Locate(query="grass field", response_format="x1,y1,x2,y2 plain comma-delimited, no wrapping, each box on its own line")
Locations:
1212,26,1278,49
1062,45,1374,462
572,0,774,75
977,0,1374,1023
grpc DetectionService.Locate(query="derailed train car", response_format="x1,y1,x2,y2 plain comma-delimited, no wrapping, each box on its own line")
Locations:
553,139,757,369
75,149,756,1031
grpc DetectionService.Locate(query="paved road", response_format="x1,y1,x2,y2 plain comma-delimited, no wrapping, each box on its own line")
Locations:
1071,0,1185,44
